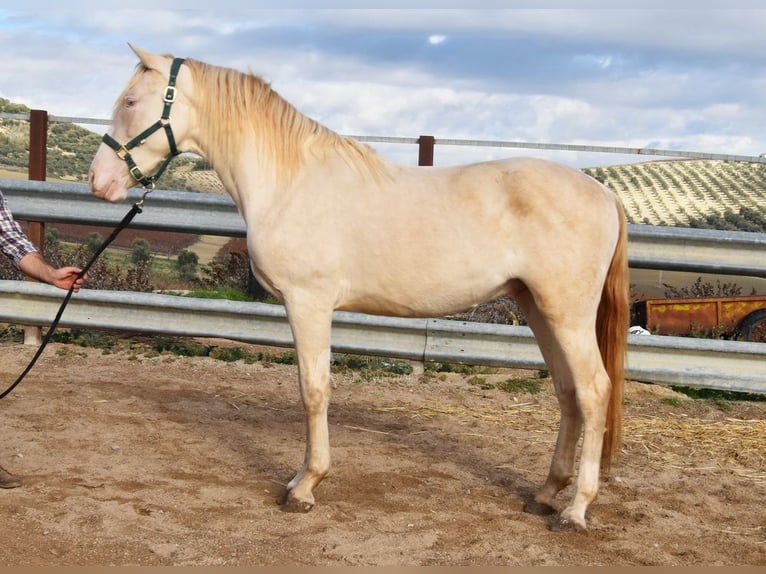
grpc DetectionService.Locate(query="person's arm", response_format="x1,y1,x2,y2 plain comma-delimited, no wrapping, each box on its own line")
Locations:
0,193,38,268
1,192,86,291
18,252,85,292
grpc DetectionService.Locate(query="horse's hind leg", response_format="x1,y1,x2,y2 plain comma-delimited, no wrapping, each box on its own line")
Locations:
515,286,610,531
515,288,581,514
552,331,610,531
279,298,334,513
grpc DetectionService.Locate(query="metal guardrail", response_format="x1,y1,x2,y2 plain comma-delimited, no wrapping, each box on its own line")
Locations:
627,224,766,278
4,110,766,163
3,179,765,278
2,180,245,236
0,281,763,394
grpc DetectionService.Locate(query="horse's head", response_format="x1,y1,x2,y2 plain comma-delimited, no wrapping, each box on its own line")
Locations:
89,45,194,202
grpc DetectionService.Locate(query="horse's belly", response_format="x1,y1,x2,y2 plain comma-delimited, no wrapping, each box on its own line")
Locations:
336,270,512,318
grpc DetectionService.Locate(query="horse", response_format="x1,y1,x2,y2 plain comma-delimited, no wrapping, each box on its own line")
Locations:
88,45,629,531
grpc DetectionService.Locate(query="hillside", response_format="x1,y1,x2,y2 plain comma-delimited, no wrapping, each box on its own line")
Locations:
0,97,196,189
583,160,766,231
2,97,765,231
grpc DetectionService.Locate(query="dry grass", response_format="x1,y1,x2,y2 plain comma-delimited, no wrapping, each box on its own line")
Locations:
376,396,766,481
624,414,766,474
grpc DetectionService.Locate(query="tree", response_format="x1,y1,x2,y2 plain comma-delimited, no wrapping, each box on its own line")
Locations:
177,248,199,282
86,232,103,254
130,238,152,265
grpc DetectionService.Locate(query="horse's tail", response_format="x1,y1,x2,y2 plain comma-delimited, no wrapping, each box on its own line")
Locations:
596,199,630,474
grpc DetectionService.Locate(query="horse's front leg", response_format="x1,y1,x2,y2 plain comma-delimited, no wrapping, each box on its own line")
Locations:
280,301,334,513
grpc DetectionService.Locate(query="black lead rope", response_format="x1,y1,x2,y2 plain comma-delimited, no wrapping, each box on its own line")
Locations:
0,197,147,400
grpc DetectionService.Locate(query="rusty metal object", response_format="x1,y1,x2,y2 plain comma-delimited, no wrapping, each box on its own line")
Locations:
634,295,766,340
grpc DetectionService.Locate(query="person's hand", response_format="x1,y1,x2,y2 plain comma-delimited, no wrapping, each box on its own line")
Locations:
18,253,88,291
51,267,87,292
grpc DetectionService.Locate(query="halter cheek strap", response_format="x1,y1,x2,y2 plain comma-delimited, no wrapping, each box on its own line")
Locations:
102,57,186,190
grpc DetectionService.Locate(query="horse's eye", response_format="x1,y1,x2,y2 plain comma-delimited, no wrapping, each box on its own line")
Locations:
124,96,137,109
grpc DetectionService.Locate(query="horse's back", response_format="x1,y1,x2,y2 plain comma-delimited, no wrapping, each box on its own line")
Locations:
379,156,621,260
381,156,615,215
324,156,622,317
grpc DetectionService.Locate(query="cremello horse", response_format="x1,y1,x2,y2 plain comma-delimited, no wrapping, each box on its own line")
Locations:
89,46,629,531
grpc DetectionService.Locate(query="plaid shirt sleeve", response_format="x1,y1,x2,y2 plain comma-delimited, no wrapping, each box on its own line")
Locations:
0,190,39,268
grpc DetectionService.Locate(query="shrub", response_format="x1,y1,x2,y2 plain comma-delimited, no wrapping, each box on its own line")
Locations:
193,251,250,293
496,377,543,394
130,238,152,265
151,337,209,357
85,232,103,254
456,296,526,326
209,346,249,362
663,277,752,298
176,249,199,282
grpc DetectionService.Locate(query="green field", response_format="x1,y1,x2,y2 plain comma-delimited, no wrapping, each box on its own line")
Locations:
583,160,766,229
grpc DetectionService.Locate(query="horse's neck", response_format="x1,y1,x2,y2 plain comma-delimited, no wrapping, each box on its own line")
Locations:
190,81,384,221
212,156,280,222
196,117,303,219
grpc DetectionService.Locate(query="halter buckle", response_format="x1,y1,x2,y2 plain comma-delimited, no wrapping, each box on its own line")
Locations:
129,165,146,182
115,144,131,160
164,86,177,103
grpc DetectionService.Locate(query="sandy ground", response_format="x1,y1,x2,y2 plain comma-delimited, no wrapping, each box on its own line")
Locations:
0,338,764,566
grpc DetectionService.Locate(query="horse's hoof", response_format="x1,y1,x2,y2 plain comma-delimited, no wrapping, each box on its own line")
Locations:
279,491,315,513
550,515,587,533
523,498,556,516
281,498,314,513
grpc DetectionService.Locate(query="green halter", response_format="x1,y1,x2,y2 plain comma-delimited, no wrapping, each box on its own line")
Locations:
101,57,186,189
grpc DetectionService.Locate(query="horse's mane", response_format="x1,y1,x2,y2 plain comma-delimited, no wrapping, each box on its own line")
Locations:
184,58,389,186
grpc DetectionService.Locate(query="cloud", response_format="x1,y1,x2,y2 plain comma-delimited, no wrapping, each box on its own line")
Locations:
1,9,765,168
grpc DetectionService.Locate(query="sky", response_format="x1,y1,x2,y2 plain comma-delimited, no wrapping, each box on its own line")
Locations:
1,7,766,168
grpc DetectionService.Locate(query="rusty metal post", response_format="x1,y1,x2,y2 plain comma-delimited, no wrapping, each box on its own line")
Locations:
418,135,435,167
23,110,48,345
413,135,435,373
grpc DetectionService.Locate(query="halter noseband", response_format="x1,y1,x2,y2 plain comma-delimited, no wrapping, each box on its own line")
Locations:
102,57,186,190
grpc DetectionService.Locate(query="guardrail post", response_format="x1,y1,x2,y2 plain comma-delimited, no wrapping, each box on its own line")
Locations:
23,109,48,345
418,135,435,167
414,135,435,372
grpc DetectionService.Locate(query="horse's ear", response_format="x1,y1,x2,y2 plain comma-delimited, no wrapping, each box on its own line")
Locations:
128,43,171,74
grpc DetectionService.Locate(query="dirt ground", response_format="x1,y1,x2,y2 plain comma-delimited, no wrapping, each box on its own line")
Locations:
0,338,764,566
